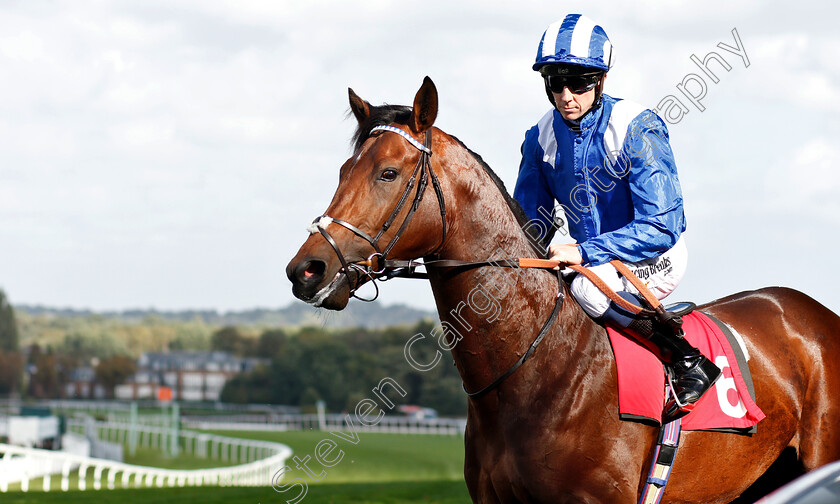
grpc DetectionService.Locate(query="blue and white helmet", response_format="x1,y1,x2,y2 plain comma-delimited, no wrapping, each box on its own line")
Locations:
533,14,614,73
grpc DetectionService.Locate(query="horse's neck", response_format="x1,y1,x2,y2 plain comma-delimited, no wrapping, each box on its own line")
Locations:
426,139,605,406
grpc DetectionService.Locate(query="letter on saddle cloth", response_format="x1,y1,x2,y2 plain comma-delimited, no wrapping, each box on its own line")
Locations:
606,311,766,431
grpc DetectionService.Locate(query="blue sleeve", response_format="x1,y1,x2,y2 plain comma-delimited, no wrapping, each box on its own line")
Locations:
513,127,557,245
579,112,686,264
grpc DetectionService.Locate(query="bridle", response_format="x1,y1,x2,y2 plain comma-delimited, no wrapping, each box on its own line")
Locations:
307,125,447,301
307,123,566,400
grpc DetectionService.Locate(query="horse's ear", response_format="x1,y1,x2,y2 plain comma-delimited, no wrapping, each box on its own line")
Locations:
410,76,438,133
348,88,371,124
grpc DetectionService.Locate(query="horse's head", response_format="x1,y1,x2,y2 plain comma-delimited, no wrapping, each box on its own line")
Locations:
286,77,448,310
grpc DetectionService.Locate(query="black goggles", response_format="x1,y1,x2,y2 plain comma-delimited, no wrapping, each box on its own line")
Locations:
544,73,601,94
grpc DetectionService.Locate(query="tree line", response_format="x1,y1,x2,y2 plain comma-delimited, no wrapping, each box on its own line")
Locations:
219,321,467,416
0,289,22,396
2,290,466,415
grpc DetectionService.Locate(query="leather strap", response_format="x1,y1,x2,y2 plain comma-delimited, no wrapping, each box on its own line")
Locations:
373,255,658,317
609,260,662,310
464,270,565,399
568,264,648,315
513,259,664,319
367,255,662,319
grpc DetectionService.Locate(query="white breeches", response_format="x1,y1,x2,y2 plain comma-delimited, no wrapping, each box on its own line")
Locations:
570,235,688,318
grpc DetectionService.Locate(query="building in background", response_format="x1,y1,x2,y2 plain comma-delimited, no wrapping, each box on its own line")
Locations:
64,367,106,400
114,351,267,402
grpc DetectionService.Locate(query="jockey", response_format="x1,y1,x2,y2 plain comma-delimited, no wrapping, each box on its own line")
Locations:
513,14,721,417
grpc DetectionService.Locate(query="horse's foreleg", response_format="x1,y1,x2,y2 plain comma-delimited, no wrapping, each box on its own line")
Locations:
464,427,505,504
467,473,505,504
464,455,505,504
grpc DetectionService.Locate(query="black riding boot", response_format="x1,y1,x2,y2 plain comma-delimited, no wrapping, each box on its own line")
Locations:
627,317,722,417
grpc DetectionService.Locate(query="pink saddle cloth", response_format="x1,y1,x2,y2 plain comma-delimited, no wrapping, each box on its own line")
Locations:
606,311,765,432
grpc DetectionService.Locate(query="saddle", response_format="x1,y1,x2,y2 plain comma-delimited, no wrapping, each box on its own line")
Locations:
563,260,764,428
571,263,765,504
605,309,764,430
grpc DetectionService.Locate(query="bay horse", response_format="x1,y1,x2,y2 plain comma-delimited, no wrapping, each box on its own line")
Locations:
286,77,840,503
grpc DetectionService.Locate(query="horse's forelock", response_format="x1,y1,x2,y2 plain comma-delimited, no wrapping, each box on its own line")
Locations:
350,104,413,154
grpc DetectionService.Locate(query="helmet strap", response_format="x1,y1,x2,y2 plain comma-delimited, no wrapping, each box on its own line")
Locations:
545,81,557,108
593,74,606,108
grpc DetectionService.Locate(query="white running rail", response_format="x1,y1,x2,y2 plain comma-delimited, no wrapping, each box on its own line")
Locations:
0,421,292,493
182,413,468,435
65,418,282,463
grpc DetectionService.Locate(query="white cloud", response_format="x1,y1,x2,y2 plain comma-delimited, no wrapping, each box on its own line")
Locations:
0,30,46,61
772,137,840,209
750,33,840,112
0,0,838,313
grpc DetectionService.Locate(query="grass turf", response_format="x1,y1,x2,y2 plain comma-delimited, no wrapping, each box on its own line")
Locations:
2,430,471,503
203,429,466,484
1,480,470,503
123,445,240,469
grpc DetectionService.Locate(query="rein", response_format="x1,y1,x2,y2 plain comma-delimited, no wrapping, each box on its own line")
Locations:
375,256,660,317
464,270,565,399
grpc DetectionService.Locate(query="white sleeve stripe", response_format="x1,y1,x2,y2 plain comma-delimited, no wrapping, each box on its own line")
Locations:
604,100,646,165
536,110,557,164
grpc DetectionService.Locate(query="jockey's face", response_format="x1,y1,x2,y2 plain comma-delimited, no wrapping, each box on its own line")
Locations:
552,79,599,121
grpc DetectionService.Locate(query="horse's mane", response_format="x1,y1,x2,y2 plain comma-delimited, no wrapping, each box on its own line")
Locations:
447,134,548,258
351,103,547,258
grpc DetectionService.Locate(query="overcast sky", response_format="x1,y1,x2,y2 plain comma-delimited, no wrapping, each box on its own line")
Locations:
1,0,838,315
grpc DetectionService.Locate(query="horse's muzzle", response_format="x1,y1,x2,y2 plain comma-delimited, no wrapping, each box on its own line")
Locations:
286,255,352,310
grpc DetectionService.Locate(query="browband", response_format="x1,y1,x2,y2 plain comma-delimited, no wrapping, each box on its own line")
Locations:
370,125,432,155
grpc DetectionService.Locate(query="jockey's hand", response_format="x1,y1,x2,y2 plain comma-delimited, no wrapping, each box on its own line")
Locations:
547,243,583,270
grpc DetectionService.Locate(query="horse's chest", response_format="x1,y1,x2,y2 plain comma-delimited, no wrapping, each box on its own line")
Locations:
466,426,573,493
466,419,641,503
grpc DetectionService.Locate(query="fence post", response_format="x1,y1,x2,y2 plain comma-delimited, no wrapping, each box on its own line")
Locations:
316,401,326,431
0,452,9,493
129,402,138,456
20,463,29,492
93,464,104,490
78,463,88,491
170,403,180,457
61,459,71,491
107,467,117,490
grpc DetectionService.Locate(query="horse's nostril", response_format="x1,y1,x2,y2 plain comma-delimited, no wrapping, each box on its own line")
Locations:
304,260,325,280
295,259,326,284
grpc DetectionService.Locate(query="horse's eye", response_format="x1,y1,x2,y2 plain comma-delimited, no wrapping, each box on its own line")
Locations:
379,169,398,182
